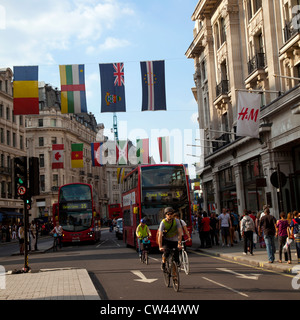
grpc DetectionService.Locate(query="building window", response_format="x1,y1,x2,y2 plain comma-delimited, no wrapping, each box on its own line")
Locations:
6,107,9,120
39,154,45,168
0,128,3,144
50,119,57,127
40,175,45,192
6,130,10,146
0,104,3,117
20,135,24,150
13,132,16,147
220,18,226,44
53,174,58,187
38,119,43,127
51,137,57,144
39,137,44,146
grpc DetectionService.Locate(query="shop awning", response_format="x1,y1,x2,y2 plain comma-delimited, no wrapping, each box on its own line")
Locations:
0,211,23,222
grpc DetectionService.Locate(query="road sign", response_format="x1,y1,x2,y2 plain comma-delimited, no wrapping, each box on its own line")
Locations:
17,186,26,196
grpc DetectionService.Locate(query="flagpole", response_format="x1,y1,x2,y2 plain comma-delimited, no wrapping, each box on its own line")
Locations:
274,74,300,81
235,88,281,94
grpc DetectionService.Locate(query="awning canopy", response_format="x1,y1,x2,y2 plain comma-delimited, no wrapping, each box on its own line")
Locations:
0,211,23,222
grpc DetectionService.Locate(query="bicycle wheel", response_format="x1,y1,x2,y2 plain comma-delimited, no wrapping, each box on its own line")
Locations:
181,250,190,275
163,260,170,287
171,261,180,292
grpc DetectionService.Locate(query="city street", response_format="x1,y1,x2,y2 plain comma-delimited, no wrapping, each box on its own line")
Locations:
0,229,299,300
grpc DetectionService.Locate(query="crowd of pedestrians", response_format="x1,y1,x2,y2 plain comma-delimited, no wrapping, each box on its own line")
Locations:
194,207,300,264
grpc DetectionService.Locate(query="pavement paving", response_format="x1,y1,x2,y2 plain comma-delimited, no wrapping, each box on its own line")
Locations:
0,231,299,300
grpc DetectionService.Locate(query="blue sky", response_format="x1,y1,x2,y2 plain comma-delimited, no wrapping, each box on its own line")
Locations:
0,0,200,177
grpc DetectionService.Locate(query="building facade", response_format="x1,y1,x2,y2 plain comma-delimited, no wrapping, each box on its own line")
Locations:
186,0,300,217
0,68,26,220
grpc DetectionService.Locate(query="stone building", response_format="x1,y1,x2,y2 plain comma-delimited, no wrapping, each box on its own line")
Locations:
186,0,300,217
0,68,25,221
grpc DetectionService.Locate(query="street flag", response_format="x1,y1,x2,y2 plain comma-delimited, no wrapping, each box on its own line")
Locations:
100,63,126,113
136,138,149,164
117,167,125,184
59,64,87,114
91,142,103,167
13,66,39,115
141,60,166,111
52,144,64,169
236,91,261,138
71,143,84,168
116,140,128,165
157,136,170,163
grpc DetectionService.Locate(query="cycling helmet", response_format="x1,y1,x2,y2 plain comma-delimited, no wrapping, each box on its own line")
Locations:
140,218,147,224
164,207,174,214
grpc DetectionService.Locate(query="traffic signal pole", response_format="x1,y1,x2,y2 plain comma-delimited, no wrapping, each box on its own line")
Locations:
23,197,30,272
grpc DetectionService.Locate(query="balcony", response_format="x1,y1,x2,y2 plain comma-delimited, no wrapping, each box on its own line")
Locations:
247,53,266,75
216,80,229,98
284,20,300,43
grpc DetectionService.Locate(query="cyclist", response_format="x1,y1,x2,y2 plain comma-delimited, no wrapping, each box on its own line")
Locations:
51,221,63,249
136,218,152,258
158,207,183,270
173,212,192,246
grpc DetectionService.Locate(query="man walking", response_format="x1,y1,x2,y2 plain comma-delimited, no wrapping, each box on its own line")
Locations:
259,208,277,263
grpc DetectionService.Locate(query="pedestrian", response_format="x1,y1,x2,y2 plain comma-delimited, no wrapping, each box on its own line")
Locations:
218,208,232,247
210,212,219,246
11,224,17,240
289,210,300,264
256,211,266,248
30,221,37,251
230,209,239,244
18,223,25,255
240,210,255,255
173,212,192,244
276,212,291,264
200,211,211,248
258,208,277,263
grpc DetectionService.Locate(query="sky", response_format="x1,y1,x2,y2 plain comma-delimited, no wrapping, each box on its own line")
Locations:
0,0,200,178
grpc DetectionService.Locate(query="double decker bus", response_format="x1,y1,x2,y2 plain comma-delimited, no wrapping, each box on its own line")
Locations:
53,183,101,243
108,204,122,220
122,164,192,249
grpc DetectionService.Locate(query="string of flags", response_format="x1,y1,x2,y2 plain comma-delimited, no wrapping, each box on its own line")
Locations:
51,137,170,170
13,61,167,115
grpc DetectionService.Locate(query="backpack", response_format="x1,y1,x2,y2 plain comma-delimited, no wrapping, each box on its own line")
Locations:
292,219,300,236
242,216,254,232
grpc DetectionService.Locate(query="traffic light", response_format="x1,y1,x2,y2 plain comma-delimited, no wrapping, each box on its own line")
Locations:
14,156,27,197
26,197,32,210
29,157,40,196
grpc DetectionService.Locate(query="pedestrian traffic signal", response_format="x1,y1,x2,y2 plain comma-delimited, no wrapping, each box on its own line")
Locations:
14,156,27,197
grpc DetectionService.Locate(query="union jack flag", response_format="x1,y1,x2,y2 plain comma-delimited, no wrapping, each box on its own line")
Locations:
113,63,125,87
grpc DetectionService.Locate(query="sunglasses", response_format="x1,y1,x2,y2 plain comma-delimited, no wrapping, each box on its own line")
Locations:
166,212,173,215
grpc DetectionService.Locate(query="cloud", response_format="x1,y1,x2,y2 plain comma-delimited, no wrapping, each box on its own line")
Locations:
0,0,135,65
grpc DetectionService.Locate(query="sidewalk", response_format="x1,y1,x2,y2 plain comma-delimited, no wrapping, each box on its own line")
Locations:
190,232,299,274
0,238,100,300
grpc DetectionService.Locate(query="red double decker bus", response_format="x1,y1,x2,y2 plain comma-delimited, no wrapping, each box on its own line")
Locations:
122,164,192,249
108,204,122,220
53,183,101,243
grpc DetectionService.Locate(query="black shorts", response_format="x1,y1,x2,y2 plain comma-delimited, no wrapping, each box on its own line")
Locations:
162,239,179,262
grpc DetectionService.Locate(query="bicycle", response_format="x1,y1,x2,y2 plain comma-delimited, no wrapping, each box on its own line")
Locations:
140,237,151,265
162,248,180,292
178,240,189,275
51,232,58,252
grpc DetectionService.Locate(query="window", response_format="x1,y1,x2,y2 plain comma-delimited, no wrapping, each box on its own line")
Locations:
13,132,16,147
20,135,23,150
0,128,3,144
6,130,10,146
51,137,57,144
0,104,3,117
50,119,57,127
40,175,45,192
1,154,4,167
39,154,45,168
39,137,44,146
220,18,226,44
53,174,58,187
6,107,9,120
38,119,43,127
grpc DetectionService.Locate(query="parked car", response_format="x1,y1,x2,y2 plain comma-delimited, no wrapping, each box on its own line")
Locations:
115,218,123,240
